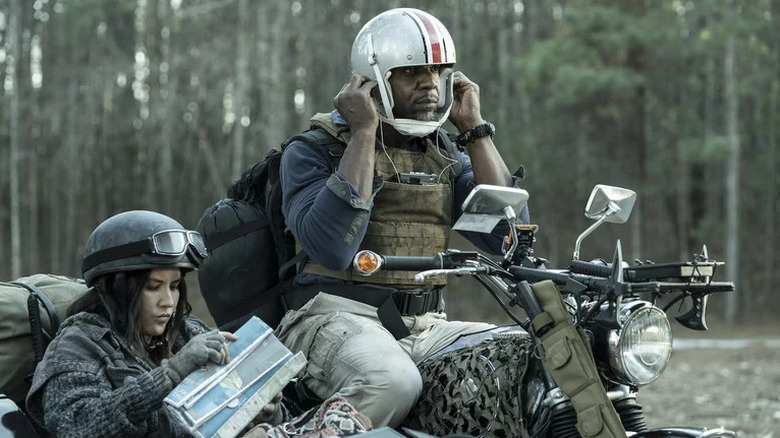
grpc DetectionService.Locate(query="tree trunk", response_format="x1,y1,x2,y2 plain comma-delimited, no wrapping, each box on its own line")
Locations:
158,1,174,213
675,129,690,262
633,89,653,264
765,45,778,305
723,28,740,324
231,0,250,179
64,76,79,275
9,0,23,279
257,1,287,154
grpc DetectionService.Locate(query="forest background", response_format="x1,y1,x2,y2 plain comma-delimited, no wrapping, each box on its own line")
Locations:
1,0,778,326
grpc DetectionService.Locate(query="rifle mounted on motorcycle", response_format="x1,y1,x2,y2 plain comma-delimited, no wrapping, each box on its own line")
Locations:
353,184,736,438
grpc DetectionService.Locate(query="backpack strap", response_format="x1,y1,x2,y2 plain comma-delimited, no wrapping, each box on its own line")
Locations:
13,281,60,364
285,128,346,169
272,128,348,281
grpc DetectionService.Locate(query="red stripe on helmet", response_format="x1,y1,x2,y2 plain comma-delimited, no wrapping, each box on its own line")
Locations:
410,10,443,63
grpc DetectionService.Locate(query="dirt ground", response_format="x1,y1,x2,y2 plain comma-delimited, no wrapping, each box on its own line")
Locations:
639,332,780,437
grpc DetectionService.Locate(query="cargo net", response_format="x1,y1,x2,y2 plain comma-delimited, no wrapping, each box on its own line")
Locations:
403,333,533,438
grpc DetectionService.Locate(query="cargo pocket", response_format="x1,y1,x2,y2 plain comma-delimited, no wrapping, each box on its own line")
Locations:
305,315,363,384
577,404,605,437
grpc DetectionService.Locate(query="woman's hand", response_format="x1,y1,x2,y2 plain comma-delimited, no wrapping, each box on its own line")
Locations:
241,426,269,438
218,331,238,364
167,330,235,380
244,392,285,428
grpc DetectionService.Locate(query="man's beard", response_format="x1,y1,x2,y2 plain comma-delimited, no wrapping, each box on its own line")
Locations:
414,110,437,122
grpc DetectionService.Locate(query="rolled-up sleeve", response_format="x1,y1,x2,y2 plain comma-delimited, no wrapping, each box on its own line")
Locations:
280,140,380,270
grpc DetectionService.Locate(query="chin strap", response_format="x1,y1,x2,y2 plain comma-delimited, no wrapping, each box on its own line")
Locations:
367,35,395,122
381,117,440,137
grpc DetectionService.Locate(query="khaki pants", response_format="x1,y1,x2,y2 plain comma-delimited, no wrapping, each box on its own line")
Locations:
275,292,494,428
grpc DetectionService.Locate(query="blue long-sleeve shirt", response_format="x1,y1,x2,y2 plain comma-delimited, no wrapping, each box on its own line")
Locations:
280,112,530,282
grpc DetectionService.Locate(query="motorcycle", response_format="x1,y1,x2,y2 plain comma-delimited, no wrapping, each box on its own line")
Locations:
1,184,736,438
351,184,737,438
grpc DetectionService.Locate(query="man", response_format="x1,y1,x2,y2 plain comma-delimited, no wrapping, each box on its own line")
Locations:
275,8,530,428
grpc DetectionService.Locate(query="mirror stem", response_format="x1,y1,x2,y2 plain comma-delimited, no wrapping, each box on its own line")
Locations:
573,203,620,261
503,206,519,262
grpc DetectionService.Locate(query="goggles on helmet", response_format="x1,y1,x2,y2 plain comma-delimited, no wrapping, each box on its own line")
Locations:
82,229,207,273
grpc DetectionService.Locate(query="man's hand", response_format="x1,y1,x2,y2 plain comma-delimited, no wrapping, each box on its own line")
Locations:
448,71,513,187
449,71,484,132
334,74,379,135
332,73,380,200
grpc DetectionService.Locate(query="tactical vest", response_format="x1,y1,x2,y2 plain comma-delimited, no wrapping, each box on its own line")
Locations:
301,114,459,288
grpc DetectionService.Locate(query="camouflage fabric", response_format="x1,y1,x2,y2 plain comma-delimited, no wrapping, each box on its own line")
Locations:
258,396,373,438
404,333,533,438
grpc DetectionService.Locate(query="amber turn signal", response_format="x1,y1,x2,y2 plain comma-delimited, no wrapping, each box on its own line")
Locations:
353,250,382,275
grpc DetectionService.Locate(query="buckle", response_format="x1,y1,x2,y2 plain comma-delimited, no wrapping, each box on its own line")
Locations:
394,289,441,316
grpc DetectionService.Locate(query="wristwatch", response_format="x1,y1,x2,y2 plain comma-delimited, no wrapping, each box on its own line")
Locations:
456,122,495,145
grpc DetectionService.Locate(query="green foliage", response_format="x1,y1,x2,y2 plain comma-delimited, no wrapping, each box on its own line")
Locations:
678,135,732,163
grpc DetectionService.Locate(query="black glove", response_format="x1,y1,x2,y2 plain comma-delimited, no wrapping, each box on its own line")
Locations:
166,330,226,383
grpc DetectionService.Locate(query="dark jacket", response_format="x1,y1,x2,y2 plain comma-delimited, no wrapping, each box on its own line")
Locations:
26,312,209,438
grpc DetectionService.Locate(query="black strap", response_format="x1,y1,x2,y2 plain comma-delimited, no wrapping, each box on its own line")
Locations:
392,289,442,316
14,281,60,364
208,218,265,251
26,293,46,365
278,250,309,280
283,284,411,340
82,239,151,272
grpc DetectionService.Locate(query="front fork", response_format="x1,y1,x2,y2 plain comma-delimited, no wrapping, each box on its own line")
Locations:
477,273,647,437
525,366,648,437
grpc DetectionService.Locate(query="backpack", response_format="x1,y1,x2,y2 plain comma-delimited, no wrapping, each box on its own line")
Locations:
197,129,346,332
0,274,88,406
196,128,462,332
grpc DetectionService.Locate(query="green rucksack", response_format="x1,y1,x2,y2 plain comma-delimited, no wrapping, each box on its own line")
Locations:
0,274,88,405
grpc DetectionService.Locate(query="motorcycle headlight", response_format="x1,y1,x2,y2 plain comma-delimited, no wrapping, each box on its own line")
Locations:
608,303,672,386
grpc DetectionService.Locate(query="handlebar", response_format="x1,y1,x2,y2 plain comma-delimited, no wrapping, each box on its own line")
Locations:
569,260,614,277
381,254,455,271
357,250,733,297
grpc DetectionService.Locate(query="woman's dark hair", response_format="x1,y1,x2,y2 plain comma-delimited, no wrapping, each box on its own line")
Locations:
69,268,193,365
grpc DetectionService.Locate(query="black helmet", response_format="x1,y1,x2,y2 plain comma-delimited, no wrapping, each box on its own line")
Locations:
81,210,207,286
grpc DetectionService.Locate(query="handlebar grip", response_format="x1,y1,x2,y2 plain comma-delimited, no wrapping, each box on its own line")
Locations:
569,260,613,277
508,266,571,285
509,265,615,293
381,255,450,271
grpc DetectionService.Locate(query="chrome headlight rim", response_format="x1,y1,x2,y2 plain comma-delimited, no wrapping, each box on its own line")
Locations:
607,302,672,386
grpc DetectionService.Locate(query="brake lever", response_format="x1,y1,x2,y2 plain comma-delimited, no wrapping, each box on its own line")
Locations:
413,266,486,283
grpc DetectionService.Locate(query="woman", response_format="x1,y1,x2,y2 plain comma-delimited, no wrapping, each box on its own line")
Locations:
25,210,244,438
25,209,371,438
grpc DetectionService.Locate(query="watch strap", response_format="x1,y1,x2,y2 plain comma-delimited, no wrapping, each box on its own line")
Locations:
456,122,495,145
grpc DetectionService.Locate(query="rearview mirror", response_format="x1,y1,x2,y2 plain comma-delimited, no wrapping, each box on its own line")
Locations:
584,185,636,224
574,185,636,260
453,185,529,234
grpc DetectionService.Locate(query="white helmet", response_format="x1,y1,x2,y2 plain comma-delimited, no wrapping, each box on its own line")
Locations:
350,8,456,137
